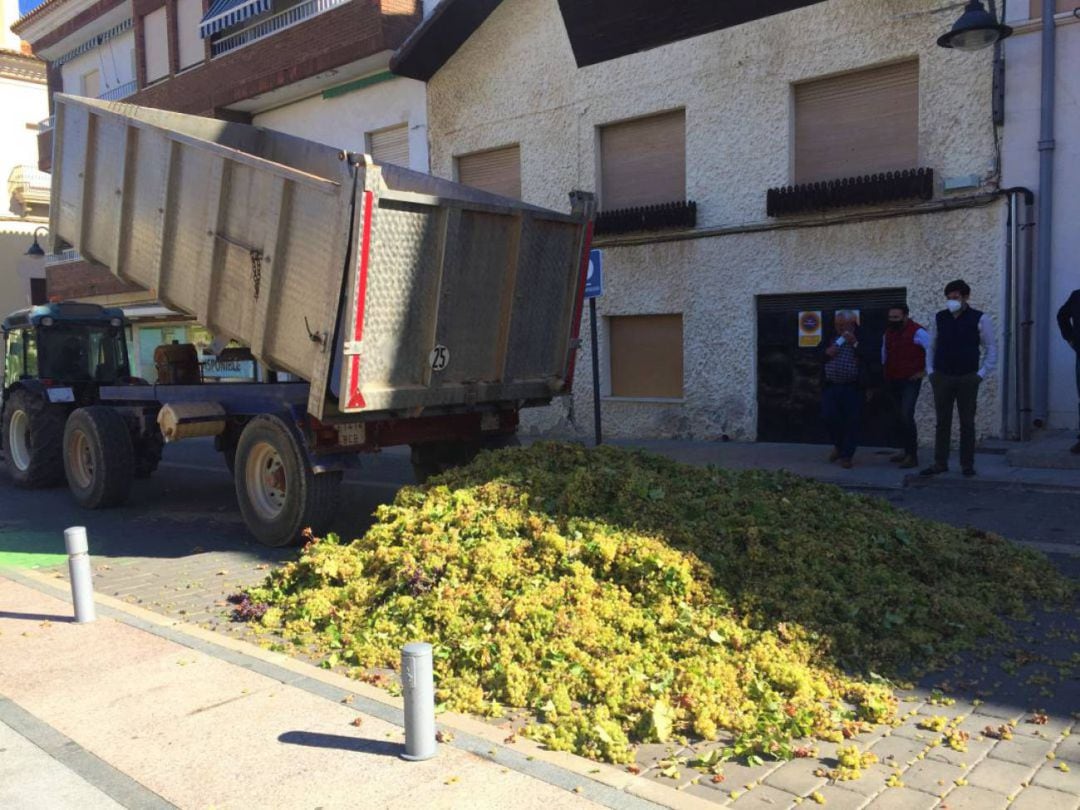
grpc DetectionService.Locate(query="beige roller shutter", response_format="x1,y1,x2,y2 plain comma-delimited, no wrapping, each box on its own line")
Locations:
609,314,683,399
456,145,521,199
600,110,685,211
369,124,410,167
794,60,919,184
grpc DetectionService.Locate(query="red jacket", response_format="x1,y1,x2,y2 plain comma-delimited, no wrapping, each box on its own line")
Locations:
884,320,926,381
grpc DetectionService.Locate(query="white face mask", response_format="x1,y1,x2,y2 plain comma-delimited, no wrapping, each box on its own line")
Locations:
946,299,963,314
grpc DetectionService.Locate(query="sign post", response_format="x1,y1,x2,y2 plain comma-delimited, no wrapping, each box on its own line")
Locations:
585,249,604,446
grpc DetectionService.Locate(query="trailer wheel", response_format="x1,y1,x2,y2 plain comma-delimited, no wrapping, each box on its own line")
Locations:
63,407,135,508
234,415,341,547
134,423,164,479
410,434,520,484
3,388,66,488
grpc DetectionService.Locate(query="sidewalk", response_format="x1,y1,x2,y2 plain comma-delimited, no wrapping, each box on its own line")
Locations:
0,573,673,810
611,439,1080,492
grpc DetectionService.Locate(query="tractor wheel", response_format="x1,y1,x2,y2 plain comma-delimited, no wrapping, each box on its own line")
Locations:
3,388,66,488
63,406,135,508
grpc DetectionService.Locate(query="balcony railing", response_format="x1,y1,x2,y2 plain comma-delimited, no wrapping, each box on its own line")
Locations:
45,249,82,267
38,116,54,133
211,0,349,57
98,81,138,102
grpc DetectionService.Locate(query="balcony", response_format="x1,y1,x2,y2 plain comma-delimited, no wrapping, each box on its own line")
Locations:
46,249,82,267
98,81,137,102
211,0,349,57
8,165,51,214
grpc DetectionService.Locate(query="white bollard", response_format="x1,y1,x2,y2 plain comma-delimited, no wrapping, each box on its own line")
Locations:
401,642,436,761
63,526,96,624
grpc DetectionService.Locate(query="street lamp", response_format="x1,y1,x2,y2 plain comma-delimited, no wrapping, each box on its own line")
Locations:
937,0,1013,51
25,226,48,257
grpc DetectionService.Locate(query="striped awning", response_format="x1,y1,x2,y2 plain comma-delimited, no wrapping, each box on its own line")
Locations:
199,0,271,38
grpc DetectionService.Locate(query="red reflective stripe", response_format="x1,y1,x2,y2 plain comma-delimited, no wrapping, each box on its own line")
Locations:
562,221,594,393
347,190,374,410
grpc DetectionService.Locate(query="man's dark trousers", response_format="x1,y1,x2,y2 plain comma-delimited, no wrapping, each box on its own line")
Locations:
888,378,922,459
931,372,980,469
1075,349,1080,439
822,382,860,460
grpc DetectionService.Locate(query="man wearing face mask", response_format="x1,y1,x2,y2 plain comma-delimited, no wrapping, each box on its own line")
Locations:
921,279,997,477
881,305,929,469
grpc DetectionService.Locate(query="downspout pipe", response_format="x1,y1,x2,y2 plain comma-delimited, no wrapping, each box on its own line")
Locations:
1001,187,1035,441
1034,0,1056,426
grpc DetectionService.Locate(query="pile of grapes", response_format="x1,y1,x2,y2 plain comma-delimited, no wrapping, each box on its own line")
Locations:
244,443,1071,763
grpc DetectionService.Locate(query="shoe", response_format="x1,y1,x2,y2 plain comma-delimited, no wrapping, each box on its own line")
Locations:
839,458,853,469
829,448,841,463
920,464,948,477
898,456,918,470
962,467,976,477
889,451,908,463
1071,440,1080,455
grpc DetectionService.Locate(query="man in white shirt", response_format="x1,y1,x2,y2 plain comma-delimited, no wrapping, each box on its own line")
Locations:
920,280,997,478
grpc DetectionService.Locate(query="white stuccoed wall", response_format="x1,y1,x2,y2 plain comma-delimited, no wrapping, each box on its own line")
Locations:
1001,11,1080,433
425,0,1009,442
59,31,136,96
253,75,430,173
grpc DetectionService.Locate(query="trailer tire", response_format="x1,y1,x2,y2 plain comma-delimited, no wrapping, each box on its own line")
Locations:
234,415,341,547
3,388,67,488
63,406,135,509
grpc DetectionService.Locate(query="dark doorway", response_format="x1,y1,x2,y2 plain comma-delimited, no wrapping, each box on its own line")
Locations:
757,288,905,446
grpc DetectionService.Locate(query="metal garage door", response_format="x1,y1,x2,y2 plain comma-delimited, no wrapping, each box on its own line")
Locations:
756,288,906,445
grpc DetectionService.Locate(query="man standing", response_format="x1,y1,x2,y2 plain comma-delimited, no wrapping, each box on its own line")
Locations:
882,304,929,469
822,310,869,469
921,280,997,477
1057,288,1080,454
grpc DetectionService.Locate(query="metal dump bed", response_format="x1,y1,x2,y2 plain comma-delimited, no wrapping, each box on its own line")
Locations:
49,95,593,421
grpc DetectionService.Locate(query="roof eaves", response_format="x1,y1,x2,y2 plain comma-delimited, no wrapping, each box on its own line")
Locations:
389,0,505,82
11,0,70,35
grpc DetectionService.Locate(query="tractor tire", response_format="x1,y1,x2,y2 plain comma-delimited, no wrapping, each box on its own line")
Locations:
409,433,520,484
234,415,341,547
63,406,135,509
2,388,66,488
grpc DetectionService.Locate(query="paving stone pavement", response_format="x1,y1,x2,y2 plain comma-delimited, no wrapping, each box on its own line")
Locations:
6,440,1080,810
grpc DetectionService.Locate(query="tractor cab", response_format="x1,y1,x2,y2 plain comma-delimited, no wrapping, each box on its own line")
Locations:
2,302,131,392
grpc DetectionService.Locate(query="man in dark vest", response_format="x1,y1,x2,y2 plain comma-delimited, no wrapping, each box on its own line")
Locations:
882,304,929,469
1057,288,1080,454
921,280,997,477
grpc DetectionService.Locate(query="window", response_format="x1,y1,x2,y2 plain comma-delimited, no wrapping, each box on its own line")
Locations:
368,124,410,167
143,7,170,83
609,314,683,399
81,69,101,98
793,60,919,184
1029,0,1071,17
29,279,47,306
599,110,685,211
177,0,205,69
4,329,25,387
456,145,521,199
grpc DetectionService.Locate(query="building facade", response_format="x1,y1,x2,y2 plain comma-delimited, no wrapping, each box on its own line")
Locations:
1,0,48,319
1001,1,1079,435
14,0,431,378
397,0,1011,444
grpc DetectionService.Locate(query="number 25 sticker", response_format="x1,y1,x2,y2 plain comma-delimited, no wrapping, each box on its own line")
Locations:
429,345,450,372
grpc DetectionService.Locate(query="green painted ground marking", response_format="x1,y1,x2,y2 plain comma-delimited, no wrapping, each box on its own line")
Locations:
0,530,69,570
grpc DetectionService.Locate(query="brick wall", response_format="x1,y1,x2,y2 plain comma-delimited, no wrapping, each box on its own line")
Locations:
130,0,421,116
46,262,145,300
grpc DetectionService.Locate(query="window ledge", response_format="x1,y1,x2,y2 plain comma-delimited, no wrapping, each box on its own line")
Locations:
595,200,697,235
602,396,686,405
767,168,934,217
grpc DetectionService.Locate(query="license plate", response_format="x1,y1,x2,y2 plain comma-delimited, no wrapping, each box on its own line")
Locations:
46,387,75,403
337,422,366,447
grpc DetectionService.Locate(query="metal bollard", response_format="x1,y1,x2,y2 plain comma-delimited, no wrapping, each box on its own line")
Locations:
400,642,436,761
63,526,96,624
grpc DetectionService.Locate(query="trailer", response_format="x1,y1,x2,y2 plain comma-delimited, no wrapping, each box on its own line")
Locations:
1,95,594,546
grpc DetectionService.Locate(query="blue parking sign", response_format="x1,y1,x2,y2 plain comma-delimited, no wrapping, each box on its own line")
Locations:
585,249,603,298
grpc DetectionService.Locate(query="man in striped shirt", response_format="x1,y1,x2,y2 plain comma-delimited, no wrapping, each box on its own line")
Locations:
822,310,869,469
